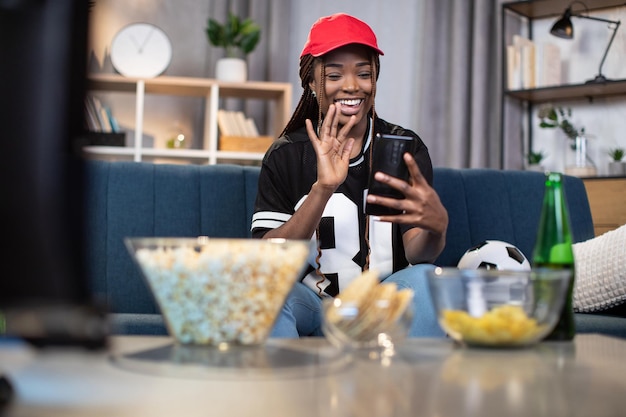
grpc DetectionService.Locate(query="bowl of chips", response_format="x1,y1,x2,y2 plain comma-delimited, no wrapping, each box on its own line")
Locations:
125,237,311,346
426,267,572,347
322,270,414,354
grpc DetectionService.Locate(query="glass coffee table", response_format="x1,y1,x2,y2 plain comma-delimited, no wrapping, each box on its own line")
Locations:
1,334,625,416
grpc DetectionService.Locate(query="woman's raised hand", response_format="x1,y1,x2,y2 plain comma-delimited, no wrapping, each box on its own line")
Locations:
305,104,356,191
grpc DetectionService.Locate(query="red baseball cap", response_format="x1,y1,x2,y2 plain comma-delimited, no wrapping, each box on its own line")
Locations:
300,13,384,58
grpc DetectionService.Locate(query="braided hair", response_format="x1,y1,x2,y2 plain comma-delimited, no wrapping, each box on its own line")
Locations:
283,48,381,295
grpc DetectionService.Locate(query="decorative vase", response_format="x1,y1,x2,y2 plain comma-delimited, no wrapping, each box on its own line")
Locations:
608,161,626,176
526,164,544,172
565,134,597,177
215,57,247,82
574,135,588,168
165,122,189,149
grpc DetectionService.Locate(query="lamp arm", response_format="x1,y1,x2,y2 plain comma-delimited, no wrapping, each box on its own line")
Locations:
574,14,621,79
573,14,620,25
598,20,620,78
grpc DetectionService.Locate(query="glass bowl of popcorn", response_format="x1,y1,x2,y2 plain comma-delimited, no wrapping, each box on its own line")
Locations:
426,267,572,348
321,270,414,357
125,237,311,346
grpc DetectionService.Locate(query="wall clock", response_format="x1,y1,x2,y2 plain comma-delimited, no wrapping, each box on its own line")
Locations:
110,22,172,79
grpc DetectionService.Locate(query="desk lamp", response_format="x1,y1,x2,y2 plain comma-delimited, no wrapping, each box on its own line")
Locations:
550,1,621,84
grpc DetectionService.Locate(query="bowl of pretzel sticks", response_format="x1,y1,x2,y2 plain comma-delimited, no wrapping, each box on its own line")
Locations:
322,270,414,354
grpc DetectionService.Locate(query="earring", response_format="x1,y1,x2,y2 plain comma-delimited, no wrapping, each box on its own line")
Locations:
311,90,316,98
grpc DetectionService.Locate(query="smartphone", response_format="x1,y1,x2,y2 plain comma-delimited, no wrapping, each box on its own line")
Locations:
365,133,417,216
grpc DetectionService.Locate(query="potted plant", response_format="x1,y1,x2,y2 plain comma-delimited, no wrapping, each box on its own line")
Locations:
538,105,596,176
526,150,547,171
608,147,626,176
206,12,261,82
538,105,585,146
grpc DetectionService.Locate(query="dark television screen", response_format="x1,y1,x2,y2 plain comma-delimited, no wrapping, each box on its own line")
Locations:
0,0,107,348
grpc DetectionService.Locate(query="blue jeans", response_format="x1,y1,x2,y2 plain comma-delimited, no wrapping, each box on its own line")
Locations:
270,264,445,338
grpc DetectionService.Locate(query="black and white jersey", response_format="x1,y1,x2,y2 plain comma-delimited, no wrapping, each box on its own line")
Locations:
251,117,433,298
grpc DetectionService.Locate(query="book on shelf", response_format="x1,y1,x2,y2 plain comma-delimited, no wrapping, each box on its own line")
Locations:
521,42,536,89
225,111,241,136
104,106,120,133
217,109,233,136
84,98,100,131
507,36,561,91
512,35,535,90
217,110,262,138
90,96,110,132
85,95,119,133
217,109,245,136
232,111,246,136
219,110,241,136
216,109,273,153
96,101,112,132
244,117,260,137
506,44,522,90
537,42,561,88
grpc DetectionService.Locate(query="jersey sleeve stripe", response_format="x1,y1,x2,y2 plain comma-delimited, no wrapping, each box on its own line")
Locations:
252,211,291,222
251,211,292,231
251,219,287,230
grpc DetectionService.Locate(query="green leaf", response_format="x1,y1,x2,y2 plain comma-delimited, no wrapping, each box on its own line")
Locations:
206,18,226,47
537,105,585,141
240,31,261,54
609,148,625,160
547,109,558,121
206,12,261,56
527,150,546,164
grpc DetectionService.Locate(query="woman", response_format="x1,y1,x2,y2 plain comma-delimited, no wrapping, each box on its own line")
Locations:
251,13,448,337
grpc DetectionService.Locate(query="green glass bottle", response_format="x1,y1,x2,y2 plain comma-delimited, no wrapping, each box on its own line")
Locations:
532,172,576,341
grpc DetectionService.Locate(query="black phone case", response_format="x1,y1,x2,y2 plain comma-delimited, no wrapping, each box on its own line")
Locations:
365,133,417,216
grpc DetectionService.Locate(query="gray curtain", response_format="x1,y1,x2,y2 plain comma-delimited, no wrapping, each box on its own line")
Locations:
212,0,522,169
89,0,526,168
416,0,507,169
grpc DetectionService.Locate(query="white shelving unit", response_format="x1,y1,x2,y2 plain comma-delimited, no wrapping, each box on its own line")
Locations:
84,74,292,164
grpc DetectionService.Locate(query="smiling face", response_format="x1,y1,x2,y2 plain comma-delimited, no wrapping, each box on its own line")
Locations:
309,44,376,139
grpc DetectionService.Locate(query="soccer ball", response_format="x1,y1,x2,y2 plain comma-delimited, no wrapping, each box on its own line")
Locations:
457,240,531,271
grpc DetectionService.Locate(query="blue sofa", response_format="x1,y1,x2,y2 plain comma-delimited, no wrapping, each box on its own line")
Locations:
84,160,626,338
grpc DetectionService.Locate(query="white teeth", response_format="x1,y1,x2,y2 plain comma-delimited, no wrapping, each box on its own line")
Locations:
337,99,362,106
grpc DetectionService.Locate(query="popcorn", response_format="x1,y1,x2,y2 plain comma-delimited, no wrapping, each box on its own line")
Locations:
133,239,309,345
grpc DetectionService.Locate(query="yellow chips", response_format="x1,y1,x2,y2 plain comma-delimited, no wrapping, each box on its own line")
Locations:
440,305,549,346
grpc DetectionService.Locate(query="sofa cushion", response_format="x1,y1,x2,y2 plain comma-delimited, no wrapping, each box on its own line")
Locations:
85,161,615,337
433,168,595,267
575,313,626,338
573,224,626,314
85,161,261,315
109,313,167,336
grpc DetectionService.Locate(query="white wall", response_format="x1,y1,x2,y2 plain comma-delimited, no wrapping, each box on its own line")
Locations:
88,1,626,173
88,0,214,150
529,7,626,176
88,0,425,151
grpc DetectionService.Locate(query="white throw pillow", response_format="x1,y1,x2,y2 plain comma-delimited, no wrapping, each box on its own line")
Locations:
573,224,626,312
